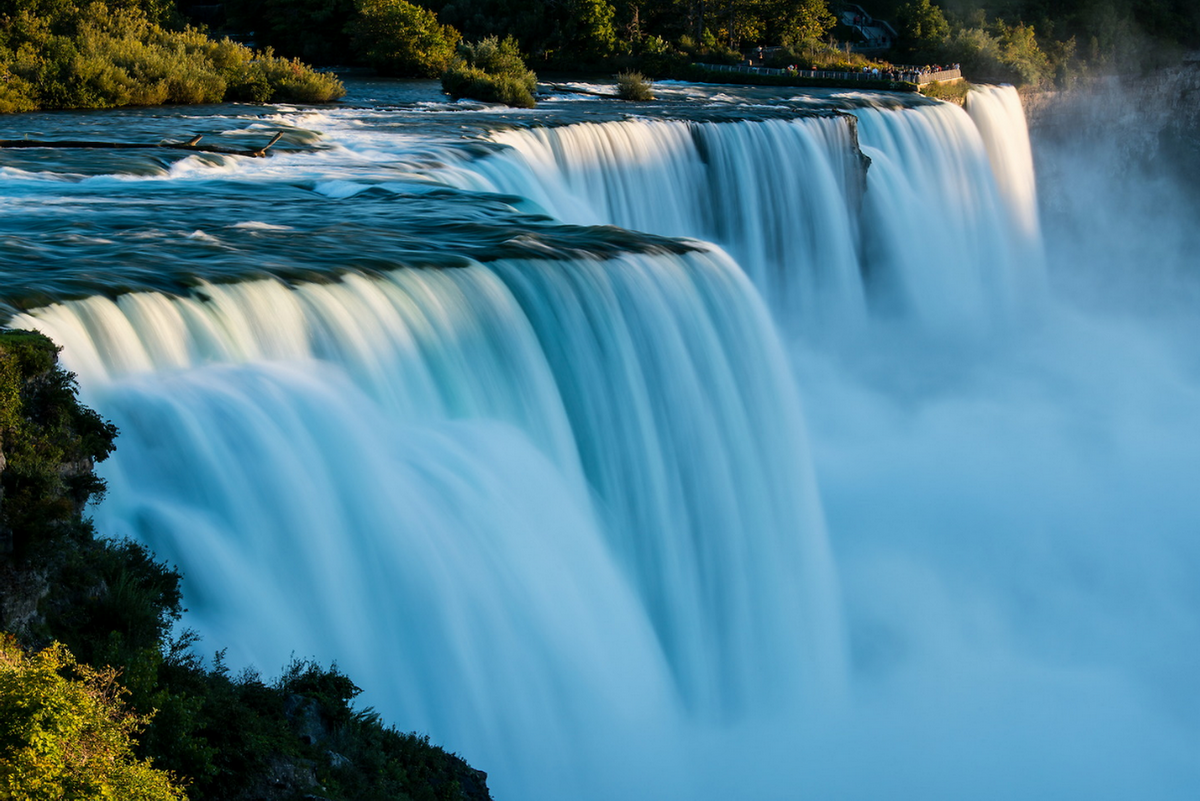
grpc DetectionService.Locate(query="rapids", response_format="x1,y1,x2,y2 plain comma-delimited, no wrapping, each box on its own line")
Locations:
2,79,1197,799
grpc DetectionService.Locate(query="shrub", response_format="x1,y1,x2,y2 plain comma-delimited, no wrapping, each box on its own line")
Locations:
248,49,346,103
0,1,343,111
0,637,186,801
616,70,654,101
441,36,537,108
921,79,971,103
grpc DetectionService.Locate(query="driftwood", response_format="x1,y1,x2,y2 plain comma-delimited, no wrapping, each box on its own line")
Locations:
0,132,285,158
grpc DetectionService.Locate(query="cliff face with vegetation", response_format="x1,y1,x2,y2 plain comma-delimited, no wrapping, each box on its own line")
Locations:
0,330,491,801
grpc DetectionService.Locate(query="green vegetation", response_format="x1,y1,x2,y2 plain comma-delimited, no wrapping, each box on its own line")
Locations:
895,0,951,52
441,35,537,107
115,0,1196,98
764,39,895,71
435,0,619,66
0,637,186,801
0,0,343,112
876,0,1200,86
0,331,490,801
920,78,971,101
350,0,462,76
0,331,115,561
616,70,654,100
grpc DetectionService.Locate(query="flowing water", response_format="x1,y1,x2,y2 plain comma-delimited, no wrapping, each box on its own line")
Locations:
2,79,1197,799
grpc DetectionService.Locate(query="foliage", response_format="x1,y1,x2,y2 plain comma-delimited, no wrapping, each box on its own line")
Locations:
0,0,343,112
616,70,654,100
765,40,891,72
0,636,186,801
434,0,618,66
895,0,951,53
0,331,115,561
920,77,971,101
995,20,1052,85
248,0,359,66
349,0,462,77
441,35,537,107
888,0,1200,85
769,0,837,47
701,0,834,49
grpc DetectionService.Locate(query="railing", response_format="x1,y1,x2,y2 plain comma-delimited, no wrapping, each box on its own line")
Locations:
918,69,962,84
695,63,962,86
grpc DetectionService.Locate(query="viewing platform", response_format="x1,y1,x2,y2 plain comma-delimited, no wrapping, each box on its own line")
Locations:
694,62,963,91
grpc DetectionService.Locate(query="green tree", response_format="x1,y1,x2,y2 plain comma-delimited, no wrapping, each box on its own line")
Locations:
561,0,618,59
349,0,462,76
767,0,835,46
996,19,1051,84
895,0,950,53
0,637,185,801
434,0,617,64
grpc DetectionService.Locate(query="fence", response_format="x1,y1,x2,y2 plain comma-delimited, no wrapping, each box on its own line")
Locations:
696,63,962,87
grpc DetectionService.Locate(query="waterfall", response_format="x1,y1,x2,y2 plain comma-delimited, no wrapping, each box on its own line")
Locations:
11,83,1187,801
15,248,842,799
423,87,1042,333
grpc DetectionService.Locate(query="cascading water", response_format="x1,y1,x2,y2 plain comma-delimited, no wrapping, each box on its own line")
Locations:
429,89,1040,333
14,248,843,797
448,116,867,331
3,80,1197,800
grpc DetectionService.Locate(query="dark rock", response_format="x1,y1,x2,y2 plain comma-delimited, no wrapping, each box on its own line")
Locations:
284,693,329,746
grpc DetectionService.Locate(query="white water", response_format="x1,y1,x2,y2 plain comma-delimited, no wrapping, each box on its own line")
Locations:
12,85,1200,799
430,92,1039,336
16,249,843,798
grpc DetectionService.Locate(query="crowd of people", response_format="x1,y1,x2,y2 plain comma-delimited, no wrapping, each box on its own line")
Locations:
779,62,962,82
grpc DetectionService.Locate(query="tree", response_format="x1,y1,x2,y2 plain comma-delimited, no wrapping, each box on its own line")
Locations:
895,0,950,53
433,0,617,64
555,0,617,60
768,0,835,46
997,20,1051,84
349,0,462,76
0,637,185,801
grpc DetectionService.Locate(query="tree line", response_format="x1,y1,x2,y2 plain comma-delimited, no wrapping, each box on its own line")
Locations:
883,0,1199,85
3,0,1197,112
212,0,1200,88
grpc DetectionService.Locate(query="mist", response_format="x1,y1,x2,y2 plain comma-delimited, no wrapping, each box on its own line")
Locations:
782,75,1200,799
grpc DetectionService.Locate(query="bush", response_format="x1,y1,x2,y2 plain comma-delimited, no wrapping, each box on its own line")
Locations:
0,1,343,111
441,36,537,108
765,40,890,73
616,70,653,101
248,49,346,103
0,637,186,801
921,79,971,103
